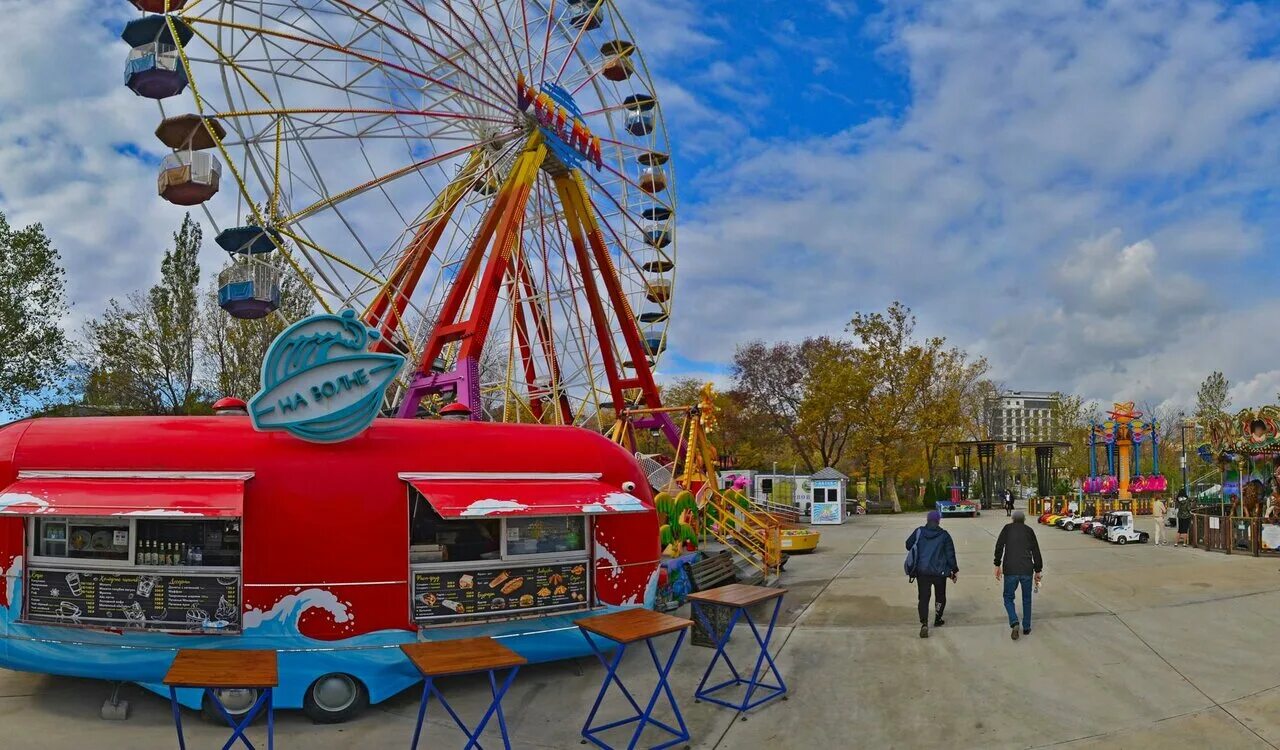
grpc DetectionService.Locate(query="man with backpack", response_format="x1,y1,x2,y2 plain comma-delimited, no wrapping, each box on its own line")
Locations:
906,510,959,638
994,509,1043,640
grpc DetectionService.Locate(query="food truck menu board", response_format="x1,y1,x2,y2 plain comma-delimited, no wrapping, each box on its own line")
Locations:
25,567,241,631
412,561,588,621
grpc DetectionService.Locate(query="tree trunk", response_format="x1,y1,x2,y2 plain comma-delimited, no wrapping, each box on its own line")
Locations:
886,475,901,513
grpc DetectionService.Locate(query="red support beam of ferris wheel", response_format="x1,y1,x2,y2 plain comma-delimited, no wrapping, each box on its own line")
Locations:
398,136,547,419
554,173,679,448
365,150,484,352
510,254,574,425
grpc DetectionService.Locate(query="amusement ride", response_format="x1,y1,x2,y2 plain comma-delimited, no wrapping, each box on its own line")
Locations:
123,0,679,442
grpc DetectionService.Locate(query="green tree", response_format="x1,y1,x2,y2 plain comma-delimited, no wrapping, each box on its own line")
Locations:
1050,393,1098,480
200,255,314,400
848,301,956,512
0,212,69,416
81,214,207,414
1196,371,1230,423
732,337,868,473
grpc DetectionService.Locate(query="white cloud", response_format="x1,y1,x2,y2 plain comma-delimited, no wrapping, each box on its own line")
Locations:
665,0,1280,409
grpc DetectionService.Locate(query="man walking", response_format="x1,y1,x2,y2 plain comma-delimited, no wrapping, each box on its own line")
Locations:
1175,490,1192,547
1004,488,1015,517
906,510,959,639
994,509,1043,640
1152,495,1167,545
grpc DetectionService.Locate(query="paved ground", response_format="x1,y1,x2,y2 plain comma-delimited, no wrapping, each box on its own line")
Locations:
6,509,1280,748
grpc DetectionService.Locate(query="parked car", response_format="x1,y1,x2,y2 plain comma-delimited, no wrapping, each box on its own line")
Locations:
1063,515,1092,531
1106,511,1150,545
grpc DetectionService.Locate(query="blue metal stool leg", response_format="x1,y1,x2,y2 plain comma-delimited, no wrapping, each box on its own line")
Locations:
627,630,689,750
694,598,787,715
738,596,787,712
410,677,432,750
580,628,690,750
488,668,518,750
581,632,634,748
459,666,519,750
266,688,274,750
692,602,744,698
216,688,270,750
169,687,187,750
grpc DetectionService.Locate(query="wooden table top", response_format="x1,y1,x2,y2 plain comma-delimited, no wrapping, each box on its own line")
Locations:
400,637,527,677
687,583,788,608
575,608,692,644
163,649,279,689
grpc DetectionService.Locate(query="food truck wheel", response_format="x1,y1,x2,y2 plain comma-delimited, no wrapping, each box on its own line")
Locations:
303,673,368,723
202,688,262,724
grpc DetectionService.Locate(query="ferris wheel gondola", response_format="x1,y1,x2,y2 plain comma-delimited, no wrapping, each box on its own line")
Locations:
118,0,679,444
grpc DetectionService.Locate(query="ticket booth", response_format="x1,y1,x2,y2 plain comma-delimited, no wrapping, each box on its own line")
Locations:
809,467,848,525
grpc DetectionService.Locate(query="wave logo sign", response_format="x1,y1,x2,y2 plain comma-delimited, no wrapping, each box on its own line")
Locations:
249,310,405,443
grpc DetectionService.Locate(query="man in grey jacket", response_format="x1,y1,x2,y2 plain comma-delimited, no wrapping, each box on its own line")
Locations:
994,510,1043,640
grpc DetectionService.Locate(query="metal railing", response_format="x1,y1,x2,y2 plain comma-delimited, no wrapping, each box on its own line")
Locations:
701,492,782,579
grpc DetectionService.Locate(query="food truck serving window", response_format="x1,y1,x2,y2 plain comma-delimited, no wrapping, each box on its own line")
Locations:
402,475,646,624
2,474,247,633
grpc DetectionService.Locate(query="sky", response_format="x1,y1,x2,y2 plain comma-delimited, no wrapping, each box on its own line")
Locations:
4,0,1280,414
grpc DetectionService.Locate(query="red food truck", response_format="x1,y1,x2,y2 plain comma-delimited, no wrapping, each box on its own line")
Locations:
0,416,659,721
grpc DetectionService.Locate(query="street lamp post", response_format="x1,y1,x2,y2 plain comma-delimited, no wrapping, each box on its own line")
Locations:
1180,416,1191,498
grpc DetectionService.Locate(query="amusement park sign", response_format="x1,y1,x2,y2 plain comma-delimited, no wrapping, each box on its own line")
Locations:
249,310,405,443
517,74,603,171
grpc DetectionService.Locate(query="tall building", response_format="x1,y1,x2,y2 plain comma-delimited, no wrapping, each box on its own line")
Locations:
985,390,1060,442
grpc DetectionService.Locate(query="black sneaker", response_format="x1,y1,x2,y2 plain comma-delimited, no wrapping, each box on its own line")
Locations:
920,624,929,638
933,617,945,627
1011,626,1020,641
1023,629,1031,636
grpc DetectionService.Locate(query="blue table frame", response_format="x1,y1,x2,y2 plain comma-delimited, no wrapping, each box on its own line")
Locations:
400,636,527,750
689,585,788,717
576,609,693,750
410,666,520,750
169,686,274,750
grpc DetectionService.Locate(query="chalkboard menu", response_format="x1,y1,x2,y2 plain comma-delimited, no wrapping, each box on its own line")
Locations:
26,567,241,632
412,560,589,622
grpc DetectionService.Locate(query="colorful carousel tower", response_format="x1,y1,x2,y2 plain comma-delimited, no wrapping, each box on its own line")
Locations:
1086,402,1165,514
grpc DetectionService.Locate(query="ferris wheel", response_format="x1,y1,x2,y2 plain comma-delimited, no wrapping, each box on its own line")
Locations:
119,0,678,443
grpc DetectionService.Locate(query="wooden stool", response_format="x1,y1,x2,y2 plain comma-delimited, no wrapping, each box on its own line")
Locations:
688,584,788,717
164,649,278,750
400,636,527,750
575,608,693,750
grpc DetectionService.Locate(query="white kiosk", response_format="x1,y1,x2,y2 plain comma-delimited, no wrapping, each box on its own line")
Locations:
809,467,849,525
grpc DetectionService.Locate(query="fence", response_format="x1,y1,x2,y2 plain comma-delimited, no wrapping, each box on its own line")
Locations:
1190,510,1280,556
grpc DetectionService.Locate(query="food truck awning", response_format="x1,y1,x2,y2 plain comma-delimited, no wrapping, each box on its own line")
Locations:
402,473,650,518
0,474,247,518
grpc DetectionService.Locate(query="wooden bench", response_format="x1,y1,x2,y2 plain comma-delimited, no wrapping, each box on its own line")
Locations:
865,500,895,514
684,550,736,593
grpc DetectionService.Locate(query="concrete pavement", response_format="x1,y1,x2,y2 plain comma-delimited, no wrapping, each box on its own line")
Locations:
5,509,1280,748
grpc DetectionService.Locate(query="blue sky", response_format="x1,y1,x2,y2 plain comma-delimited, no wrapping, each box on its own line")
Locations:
5,0,1280,414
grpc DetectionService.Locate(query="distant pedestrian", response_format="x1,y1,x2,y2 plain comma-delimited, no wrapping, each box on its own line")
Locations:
1152,496,1168,546
994,509,1043,640
905,510,959,639
1004,489,1014,517
1175,490,1192,547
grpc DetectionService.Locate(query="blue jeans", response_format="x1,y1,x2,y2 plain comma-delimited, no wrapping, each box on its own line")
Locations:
1003,575,1033,630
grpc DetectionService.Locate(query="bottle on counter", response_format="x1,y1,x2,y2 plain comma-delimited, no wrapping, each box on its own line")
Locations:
194,546,202,566
180,543,188,566
144,540,155,566
135,542,143,566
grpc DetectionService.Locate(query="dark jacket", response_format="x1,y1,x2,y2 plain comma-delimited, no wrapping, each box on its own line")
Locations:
994,522,1043,576
906,525,958,577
